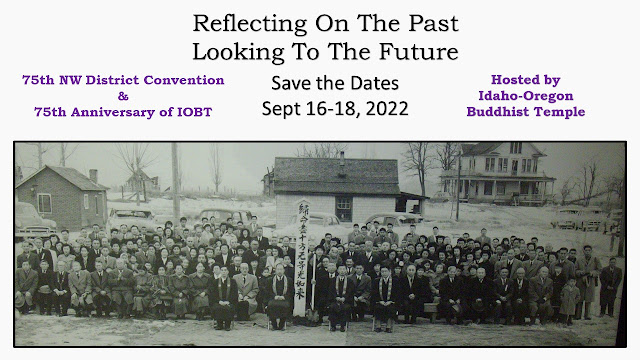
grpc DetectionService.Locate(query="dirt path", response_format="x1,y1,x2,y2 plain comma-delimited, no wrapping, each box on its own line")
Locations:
14,312,620,347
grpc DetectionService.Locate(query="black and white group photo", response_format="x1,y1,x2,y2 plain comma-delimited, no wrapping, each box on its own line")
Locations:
13,141,626,346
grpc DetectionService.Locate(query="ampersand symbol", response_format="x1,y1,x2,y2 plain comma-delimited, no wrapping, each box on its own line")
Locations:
118,92,129,101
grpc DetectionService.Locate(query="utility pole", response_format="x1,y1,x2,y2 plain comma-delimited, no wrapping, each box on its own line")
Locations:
60,143,65,166
171,143,181,223
456,151,461,221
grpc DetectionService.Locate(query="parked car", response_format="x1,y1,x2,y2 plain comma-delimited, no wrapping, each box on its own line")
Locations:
575,207,607,232
106,204,158,231
277,212,349,246
551,207,582,230
197,209,253,228
603,209,623,234
364,212,430,237
15,202,57,241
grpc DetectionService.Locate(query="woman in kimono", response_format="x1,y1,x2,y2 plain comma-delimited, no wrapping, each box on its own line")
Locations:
152,266,173,320
266,263,293,330
209,266,238,330
132,265,153,317
189,262,211,320
169,264,191,319
372,265,401,333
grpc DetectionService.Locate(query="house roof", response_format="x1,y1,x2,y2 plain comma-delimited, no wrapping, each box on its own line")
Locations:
16,165,109,191
461,142,546,157
273,157,400,196
127,169,155,182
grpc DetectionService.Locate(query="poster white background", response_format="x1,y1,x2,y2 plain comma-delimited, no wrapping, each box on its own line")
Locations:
2,0,636,355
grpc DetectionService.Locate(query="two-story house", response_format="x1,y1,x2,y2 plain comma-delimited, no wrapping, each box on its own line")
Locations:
439,142,555,205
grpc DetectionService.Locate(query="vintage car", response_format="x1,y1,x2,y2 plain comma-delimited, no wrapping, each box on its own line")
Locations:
364,212,430,237
277,212,349,246
106,204,159,231
15,201,57,241
575,206,607,232
551,207,582,230
197,209,253,228
603,209,623,234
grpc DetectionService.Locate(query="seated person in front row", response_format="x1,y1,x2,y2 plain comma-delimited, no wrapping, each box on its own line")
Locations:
210,266,238,330
327,265,355,332
52,260,71,316
169,264,191,319
467,267,497,324
438,266,465,325
90,261,111,318
400,264,430,324
510,267,529,325
528,266,553,325
232,263,259,321
108,258,135,319
266,264,293,330
349,264,371,322
69,260,94,317
372,265,401,333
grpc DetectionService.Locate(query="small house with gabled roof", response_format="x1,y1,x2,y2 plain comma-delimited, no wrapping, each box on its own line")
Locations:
15,165,109,231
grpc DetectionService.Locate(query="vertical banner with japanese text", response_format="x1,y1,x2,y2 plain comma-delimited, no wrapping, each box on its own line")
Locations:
293,198,310,317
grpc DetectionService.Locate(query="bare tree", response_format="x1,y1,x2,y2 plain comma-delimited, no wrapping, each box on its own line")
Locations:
604,166,624,209
208,143,223,193
113,143,158,205
434,142,460,171
59,143,80,166
577,158,600,207
296,143,348,158
559,176,577,205
402,142,436,197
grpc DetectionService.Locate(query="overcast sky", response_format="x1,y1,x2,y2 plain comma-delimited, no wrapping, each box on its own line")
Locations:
14,142,625,195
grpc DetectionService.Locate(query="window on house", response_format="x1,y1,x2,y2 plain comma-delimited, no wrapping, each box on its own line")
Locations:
37,193,52,213
498,158,508,172
485,158,495,172
510,142,522,154
84,194,89,210
484,181,493,195
526,159,532,173
496,181,506,195
335,197,353,222
533,158,538,173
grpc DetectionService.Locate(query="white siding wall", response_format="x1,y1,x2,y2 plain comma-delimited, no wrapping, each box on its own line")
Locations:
352,196,396,225
276,194,335,228
276,194,397,228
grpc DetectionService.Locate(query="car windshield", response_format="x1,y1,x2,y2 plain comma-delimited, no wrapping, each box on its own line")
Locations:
16,204,39,217
114,210,152,219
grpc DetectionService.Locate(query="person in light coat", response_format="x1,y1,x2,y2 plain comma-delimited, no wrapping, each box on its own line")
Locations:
232,263,259,320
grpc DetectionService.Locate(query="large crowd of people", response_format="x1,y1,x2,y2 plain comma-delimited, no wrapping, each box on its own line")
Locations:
15,216,623,333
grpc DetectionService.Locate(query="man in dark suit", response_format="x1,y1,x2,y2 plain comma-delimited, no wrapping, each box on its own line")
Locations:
438,265,465,324
52,260,71,316
327,265,355,332
494,267,513,324
214,244,234,268
17,241,39,270
467,267,497,324
522,249,544,279
280,237,296,262
528,266,553,325
210,266,239,331
399,264,429,324
15,260,39,314
91,261,111,317
360,240,380,274
242,240,263,266
253,228,269,251
32,237,54,270
341,242,360,264
510,267,529,324
599,257,622,317
493,249,523,280
349,264,371,321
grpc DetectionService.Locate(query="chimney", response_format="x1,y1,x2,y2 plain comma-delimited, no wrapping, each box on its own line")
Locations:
338,151,346,177
89,169,98,184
